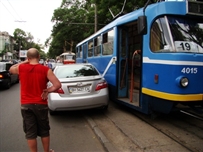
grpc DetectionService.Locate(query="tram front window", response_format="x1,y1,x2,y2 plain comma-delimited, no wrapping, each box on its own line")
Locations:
65,55,74,60
150,16,203,53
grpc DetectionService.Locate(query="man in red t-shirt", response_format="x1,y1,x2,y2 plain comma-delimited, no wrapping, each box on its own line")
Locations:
9,48,61,152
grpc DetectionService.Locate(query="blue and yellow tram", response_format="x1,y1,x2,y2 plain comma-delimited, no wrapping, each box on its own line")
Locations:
76,0,203,114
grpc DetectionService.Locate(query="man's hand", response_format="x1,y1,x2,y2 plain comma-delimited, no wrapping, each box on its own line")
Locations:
41,89,49,100
9,59,29,75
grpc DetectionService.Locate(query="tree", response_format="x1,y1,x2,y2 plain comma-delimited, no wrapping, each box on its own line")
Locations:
13,28,47,59
47,0,146,58
13,28,26,51
49,0,88,57
25,32,35,49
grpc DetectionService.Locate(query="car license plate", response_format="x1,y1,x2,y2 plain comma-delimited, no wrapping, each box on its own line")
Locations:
69,86,90,93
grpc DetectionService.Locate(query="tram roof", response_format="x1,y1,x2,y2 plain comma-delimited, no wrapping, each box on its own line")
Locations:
76,7,143,46
60,52,75,56
76,0,191,46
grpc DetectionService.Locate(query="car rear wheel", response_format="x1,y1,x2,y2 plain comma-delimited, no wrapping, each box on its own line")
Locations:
5,79,11,89
49,109,56,115
98,105,108,111
103,105,108,110
16,78,19,83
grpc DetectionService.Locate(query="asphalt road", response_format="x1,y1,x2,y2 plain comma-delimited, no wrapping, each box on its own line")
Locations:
0,83,105,152
1,81,196,152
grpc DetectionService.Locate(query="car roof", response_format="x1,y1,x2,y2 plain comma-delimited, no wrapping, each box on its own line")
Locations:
54,63,99,71
56,63,95,68
0,62,6,71
55,63,93,67
53,63,102,79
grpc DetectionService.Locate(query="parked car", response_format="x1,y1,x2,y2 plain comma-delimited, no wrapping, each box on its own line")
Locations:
1,59,19,64
48,63,109,115
0,62,19,89
39,59,44,65
49,59,56,69
11,59,19,64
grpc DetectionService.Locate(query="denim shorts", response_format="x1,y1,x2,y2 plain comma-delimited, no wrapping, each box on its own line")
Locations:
21,104,50,139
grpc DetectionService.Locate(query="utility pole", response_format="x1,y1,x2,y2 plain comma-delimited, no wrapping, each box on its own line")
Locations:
94,3,98,33
19,40,21,51
65,40,73,52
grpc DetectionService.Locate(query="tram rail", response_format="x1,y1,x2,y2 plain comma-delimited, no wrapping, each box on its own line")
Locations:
129,108,203,152
180,110,203,121
85,101,203,151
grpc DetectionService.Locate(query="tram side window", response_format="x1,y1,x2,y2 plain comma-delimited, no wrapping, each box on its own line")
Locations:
150,21,164,52
102,30,114,55
84,44,87,58
76,47,79,58
94,36,102,56
88,40,93,57
77,46,82,58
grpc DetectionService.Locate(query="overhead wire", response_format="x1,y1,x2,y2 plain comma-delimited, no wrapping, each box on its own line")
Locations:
0,0,24,22
0,0,17,20
6,0,23,21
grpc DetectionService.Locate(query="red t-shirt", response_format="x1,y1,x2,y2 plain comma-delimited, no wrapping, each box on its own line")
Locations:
19,63,49,105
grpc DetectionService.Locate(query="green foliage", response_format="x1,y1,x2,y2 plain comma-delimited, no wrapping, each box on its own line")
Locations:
13,28,47,58
48,0,146,58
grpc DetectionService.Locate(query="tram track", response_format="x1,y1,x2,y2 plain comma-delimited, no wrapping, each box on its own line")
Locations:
180,109,203,121
130,108,203,152
85,101,203,151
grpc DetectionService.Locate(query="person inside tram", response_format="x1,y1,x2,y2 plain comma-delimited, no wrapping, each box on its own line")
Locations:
134,50,141,55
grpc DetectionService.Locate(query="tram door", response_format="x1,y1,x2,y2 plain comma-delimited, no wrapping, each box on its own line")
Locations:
83,43,88,63
118,23,141,106
118,28,129,98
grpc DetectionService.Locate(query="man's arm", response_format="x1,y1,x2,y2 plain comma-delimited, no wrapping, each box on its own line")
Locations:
47,69,61,92
41,69,61,99
9,60,29,74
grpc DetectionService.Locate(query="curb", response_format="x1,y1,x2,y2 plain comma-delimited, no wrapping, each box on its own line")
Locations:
85,116,118,152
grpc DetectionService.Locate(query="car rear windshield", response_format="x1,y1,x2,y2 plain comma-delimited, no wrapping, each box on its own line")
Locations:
55,64,99,78
0,62,12,71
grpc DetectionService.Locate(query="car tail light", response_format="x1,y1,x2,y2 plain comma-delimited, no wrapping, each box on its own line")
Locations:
0,74,3,78
55,88,64,94
95,81,108,91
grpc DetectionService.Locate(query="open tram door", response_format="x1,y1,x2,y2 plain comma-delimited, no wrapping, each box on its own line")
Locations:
117,23,142,108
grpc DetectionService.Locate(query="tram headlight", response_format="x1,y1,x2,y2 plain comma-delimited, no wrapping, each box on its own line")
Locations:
180,77,189,87
176,76,189,88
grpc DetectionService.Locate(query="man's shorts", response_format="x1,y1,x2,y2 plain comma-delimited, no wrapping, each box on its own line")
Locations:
21,104,50,139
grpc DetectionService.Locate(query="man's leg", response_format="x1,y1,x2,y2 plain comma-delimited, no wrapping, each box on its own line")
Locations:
41,136,50,152
21,105,38,152
36,105,51,152
27,138,37,152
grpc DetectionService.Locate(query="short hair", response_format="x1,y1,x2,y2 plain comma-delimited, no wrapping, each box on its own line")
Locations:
27,48,39,59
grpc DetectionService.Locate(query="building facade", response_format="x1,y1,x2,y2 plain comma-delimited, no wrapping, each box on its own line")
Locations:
0,31,16,61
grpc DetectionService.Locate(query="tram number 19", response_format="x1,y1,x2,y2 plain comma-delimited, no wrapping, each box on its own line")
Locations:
181,67,197,74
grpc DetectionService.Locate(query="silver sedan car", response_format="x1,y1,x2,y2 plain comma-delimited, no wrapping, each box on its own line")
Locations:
48,63,109,115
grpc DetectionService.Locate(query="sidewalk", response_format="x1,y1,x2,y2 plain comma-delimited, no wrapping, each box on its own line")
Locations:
85,101,190,152
85,116,118,152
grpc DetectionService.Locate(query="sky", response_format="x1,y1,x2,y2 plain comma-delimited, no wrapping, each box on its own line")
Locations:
0,0,62,52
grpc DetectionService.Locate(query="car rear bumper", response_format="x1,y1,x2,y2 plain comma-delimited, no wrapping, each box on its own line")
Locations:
48,89,109,111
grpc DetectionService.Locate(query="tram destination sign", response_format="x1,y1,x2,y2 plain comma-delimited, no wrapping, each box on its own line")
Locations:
187,1,203,16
